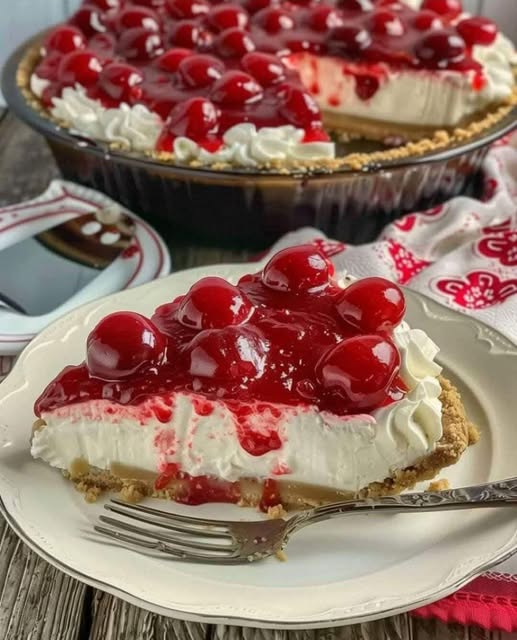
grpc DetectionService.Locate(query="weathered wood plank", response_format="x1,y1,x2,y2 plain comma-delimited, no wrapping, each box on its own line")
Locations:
0,518,87,640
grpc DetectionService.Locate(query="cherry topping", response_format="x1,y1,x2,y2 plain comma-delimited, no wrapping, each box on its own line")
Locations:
308,6,343,32
211,71,263,105
337,0,374,11
169,21,203,48
317,335,400,411
279,86,322,129
112,7,161,33
166,0,210,18
336,277,405,333
456,17,498,46
328,25,372,57
89,0,122,8
159,97,220,143
262,245,333,293
421,0,462,18
177,277,254,330
369,9,405,36
99,62,144,103
132,0,166,6
209,4,250,31
43,26,86,55
117,28,164,61
57,50,103,88
413,10,443,31
178,55,225,88
70,6,107,38
254,7,295,33
245,0,280,14
241,52,286,86
155,48,191,72
86,312,166,380
216,27,256,57
415,29,466,67
188,326,269,381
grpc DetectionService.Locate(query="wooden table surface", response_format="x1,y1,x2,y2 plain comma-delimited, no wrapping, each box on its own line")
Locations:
0,108,512,640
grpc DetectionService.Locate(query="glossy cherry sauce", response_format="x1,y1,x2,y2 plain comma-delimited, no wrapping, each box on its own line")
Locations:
33,0,495,149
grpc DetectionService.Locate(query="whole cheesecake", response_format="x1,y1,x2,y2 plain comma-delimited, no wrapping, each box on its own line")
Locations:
31,246,478,511
24,0,516,171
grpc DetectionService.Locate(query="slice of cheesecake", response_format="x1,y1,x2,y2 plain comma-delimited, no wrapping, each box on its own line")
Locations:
31,245,478,510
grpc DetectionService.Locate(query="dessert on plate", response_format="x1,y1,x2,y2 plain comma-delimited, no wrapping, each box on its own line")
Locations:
31,245,479,511
21,0,516,170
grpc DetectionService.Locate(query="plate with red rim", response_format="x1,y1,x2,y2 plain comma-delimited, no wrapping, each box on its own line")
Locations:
0,261,516,629
0,179,171,356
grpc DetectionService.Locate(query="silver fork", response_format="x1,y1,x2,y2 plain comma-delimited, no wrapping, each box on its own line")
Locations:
94,478,517,564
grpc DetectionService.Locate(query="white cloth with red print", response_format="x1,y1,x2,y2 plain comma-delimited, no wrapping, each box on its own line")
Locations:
268,133,517,344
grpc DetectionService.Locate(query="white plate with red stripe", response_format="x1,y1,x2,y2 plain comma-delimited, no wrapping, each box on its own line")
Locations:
0,179,170,355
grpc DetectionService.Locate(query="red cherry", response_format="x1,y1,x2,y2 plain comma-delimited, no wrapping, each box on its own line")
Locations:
132,0,165,6
413,10,443,31
177,277,254,330
415,29,466,68
241,52,286,86
369,9,405,36
279,85,321,129
89,0,122,8
245,0,280,14
336,277,405,333
169,21,203,48
155,48,191,72
57,50,103,87
166,0,210,19
329,25,372,57
99,63,144,103
113,7,161,33
117,27,164,61
308,6,343,32
188,326,269,381
88,32,117,55
317,335,400,411
216,27,256,57
161,97,220,141
421,0,462,18
43,26,86,55
69,6,107,37
262,245,333,293
211,71,263,106
86,312,166,380
178,55,225,88
209,4,249,31
338,0,374,11
456,17,498,47
254,7,295,33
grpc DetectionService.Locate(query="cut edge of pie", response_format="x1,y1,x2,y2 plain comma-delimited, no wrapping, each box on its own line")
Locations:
33,376,479,513
15,42,517,174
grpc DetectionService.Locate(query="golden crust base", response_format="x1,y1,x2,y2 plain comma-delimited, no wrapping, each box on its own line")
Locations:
16,42,517,173
38,377,478,511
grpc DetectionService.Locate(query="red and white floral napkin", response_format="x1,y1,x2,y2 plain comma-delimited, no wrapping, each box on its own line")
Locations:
264,133,517,631
0,135,515,630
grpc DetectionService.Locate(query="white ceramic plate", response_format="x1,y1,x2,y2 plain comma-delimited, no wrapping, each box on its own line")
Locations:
0,262,516,630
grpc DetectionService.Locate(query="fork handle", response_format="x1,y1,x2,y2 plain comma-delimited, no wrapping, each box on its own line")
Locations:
289,478,517,530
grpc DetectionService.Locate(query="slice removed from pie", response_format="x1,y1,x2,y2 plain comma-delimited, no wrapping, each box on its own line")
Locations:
31,244,478,511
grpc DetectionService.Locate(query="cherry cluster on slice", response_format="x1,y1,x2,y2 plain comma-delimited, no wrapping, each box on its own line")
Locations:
33,0,498,149
78,244,407,416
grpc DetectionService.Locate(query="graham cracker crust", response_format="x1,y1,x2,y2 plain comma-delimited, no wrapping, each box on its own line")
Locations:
16,41,517,174
37,377,479,511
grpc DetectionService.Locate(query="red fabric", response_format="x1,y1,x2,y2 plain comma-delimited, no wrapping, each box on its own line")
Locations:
412,573,517,632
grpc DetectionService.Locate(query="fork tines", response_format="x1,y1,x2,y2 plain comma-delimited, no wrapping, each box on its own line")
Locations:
94,499,244,564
